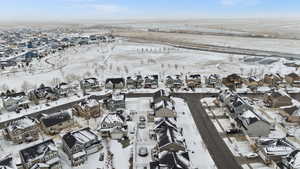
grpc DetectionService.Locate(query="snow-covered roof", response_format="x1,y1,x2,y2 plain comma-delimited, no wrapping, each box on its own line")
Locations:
6,116,37,132
19,139,57,163
62,127,98,149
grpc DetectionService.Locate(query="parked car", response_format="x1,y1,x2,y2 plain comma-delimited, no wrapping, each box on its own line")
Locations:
138,122,146,129
226,128,241,135
139,116,146,122
138,147,148,157
99,153,104,161
246,153,258,159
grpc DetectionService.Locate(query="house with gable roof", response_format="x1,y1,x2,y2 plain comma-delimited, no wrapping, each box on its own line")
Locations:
3,116,39,144
62,127,102,166
19,139,61,169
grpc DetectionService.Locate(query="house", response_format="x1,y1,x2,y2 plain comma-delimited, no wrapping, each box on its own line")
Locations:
285,73,300,87
154,119,185,152
263,91,293,108
222,74,243,89
3,116,39,144
19,139,61,169
151,90,170,106
105,93,126,111
144,75,159,89
219,90,271,137
185,73,201,88
245,76,261,91
150,151,190,169
153,100,176,118
98,112,127,139
80,78,101,92
205,74,222,88
0,155,17,169
280,106,300,123
1,92,30,112
72,99,102,118
126,75,143,89
282,150,300,169
62,127,102,166
237,110,271,137
28,85,58,101
40,111,74,135
54,82,77,97
262,74,283,87
105,78,125,90
256,138,296,163
165,75,183,89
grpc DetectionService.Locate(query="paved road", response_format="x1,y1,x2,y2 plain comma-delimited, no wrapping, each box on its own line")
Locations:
176,94,242,169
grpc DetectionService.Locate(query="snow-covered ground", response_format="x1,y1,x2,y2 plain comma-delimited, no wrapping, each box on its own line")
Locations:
1,39,299,92
173,97,217,169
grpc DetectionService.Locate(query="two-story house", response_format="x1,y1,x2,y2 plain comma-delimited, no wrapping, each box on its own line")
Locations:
62,127,102,166
3,116,39,144
19,139,61,169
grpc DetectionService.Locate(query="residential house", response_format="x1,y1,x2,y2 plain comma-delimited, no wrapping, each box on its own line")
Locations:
72,99,102,118
256,138,296,163
150,151,190,169
19,139,61,169
205,74,222,88
263,91,293,108
54,82,77,97
153,100,176,119
280,106,300,123
28,85,58,101
151,90,170,106
244,76,261,91
126,75,143,89
285,73,300,87
165,75,183,89
0,155,16,169
62,128,102,166
1,92,30,112
185,73,201,88
282,150,300,169
237,109,271,137
154,119,185,152
220,90,271,137
222,74,243,89
262,74,283,87
3,116,39,144
98,112,127,139
105,93,126,111
80,78,101,92
40,111,74,135
144,75,159,89
105,78,125,90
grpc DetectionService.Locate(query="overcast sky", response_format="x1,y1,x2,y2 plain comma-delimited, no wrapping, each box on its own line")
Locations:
1,0,300,22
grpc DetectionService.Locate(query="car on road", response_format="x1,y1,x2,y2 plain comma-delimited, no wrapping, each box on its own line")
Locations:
138,122,146,129
138,147,148,157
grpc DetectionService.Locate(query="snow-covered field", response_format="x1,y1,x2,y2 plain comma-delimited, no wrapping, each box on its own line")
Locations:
1,38,298,92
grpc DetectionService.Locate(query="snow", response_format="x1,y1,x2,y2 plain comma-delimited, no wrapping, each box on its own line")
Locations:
173,98,216,169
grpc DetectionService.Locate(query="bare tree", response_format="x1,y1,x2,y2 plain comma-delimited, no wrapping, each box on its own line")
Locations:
21,81,31,93
50,77,61,86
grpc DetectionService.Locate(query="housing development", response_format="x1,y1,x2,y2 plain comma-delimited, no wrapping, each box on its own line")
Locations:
1,2,300,169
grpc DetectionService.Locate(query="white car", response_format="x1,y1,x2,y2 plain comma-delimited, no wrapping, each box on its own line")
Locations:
246,153,258,159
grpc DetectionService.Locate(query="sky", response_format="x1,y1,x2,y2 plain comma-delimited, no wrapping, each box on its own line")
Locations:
0,0,300,22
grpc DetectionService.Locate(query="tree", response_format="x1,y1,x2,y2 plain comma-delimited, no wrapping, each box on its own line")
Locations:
21,81,31,93
50,78,61,86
